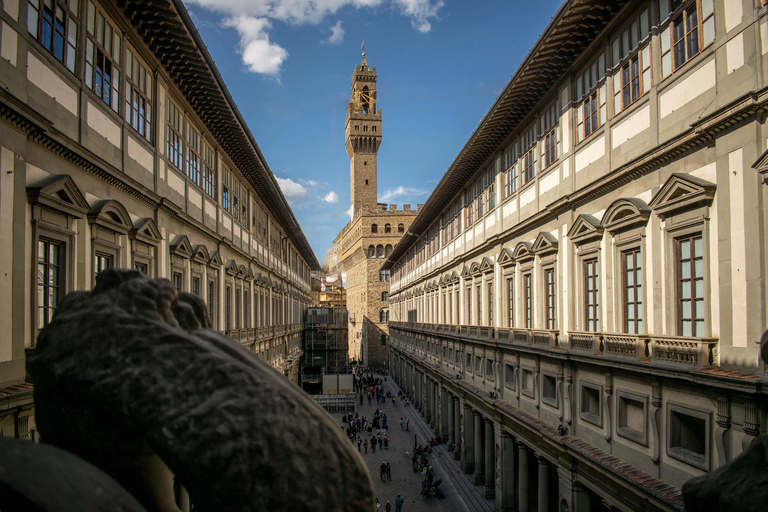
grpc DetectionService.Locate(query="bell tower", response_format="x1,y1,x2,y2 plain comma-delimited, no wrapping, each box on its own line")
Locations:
346,43,382,219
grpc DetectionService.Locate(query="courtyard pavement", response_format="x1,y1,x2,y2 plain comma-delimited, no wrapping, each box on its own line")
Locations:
331,374,493,512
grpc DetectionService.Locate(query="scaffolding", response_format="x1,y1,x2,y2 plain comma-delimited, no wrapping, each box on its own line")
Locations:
301,307,350,394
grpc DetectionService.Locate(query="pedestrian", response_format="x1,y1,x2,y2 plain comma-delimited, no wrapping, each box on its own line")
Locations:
364,439,368,454
395,493,404,512
378,437,383,450
385,501,391,512
400,418,403,430
358,438,362,452
360,394,363,405
405,417,409,431
375,497,380,510
386,461,392,481
372,438,377,453
380,461,387,481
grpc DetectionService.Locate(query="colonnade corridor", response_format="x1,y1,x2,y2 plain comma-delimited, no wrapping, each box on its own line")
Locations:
390,351,636,512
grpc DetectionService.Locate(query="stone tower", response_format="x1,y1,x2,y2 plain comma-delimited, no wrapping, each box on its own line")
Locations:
345,47,381,218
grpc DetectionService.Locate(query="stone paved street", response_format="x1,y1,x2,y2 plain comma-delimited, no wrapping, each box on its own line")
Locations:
331,374,493,512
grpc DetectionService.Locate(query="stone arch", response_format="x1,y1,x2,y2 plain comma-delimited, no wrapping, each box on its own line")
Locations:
371,223,378,234
384,224,391,233
376,244,384,257
368,245,375,258
398,223,404,233
385,244,393,258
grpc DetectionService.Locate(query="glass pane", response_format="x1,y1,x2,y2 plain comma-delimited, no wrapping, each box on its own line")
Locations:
693,237,703,256
659,0,669,22
630,22,638,49
627,304,635,320
702,0,714,18
695,299,704,319
640,10,649,36
695,279,704,298
703,17,714,46
626,269,634,285
695,320,705,336
627,287,634,303
28,4,39,37
682,300,691,318
612,38,619,67
662,53,672,78
694,258,703,278
681,260,690,280
682,320,691,337
69,0,78,13
37,263,45,285
682,283,691,299
661,26,671,53
637,303,643,322
113,32,120,64
643,69,651,94
87,2,94,34
680,240,690,259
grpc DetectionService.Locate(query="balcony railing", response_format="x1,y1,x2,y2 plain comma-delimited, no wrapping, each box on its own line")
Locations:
389,322,719,372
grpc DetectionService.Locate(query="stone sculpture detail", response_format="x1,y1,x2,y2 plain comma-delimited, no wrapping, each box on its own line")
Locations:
29,268,374,512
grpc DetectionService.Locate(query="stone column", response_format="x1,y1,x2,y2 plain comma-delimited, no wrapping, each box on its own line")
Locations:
425,377,432,423
431,381,438,430
536,454,548,512
454,397,461,459
483,419,494,499
461,404,475,473
497,430,516,512
473,411,484,485
518,442,529,512
447,392,455,451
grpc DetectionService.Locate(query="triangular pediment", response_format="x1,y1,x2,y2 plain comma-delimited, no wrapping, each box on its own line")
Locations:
752,147,768,174
27,174,89,218
209,250,223,268
130,218,162,246
169,235,193,258
237,264,247,279
649,173,716,219
479,257,494,273
450,271,460,283
512,241,533,261
460,265,472,278
497,248,515,268
532,232,558,255
567,215,604,245
601,198,651,234
225,259,239,276
192,244,211,264
245,268,255,281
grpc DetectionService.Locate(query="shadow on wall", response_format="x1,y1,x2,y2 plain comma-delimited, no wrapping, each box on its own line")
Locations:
361,315,390,370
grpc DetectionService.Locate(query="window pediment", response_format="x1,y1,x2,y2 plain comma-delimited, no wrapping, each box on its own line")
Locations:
245,268,255,281
601,198,651,234
209,250,223,268
497,247,515,268
469,261,482,276
450,271,460,283
192,244,211,264
567,214,604,245
27,174,89,218
225,259,239,276
169,234,193,258
460,265,472,278
512,241,534,262
130,218,162,246
649,173,716,219
237,264,247,279
752,148,768,176
532,232,558,255
479,257,494,274
88,199,132,234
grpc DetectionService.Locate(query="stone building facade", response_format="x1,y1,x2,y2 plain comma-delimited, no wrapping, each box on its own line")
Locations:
384,0,768,511
0,0,319,439
329,52,419,368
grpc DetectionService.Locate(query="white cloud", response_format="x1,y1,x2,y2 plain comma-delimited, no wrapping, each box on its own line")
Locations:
224,16,288,77
187,0,443,75
347,205,354,220
325,20,344,44
379,185,428,203
323,191,339,203
276,177,308,203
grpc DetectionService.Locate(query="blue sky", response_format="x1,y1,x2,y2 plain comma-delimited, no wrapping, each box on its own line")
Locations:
183,0,563,264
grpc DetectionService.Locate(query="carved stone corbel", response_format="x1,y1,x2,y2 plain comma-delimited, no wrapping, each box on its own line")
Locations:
742,402,760,452
603,372,613,442
651,381,662,464
564,364,573,425
715,396,731,466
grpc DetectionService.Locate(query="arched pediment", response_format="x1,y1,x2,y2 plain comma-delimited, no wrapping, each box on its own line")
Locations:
237,264,247,279
450,271,460,283
88,199,132,234
567,215,604,245
245,268,255,281
532,232,558,255
27,174,89,218
192,244,211,264
469,261,482,276
497,248,515,268
649,173,716,219
601,198,651,234
512,241,533,261
169,235,193,258
130,218,162,246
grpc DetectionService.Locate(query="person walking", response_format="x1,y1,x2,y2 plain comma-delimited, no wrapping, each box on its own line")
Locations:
395,493,404,512
386,461,392,481
364,439,368,454
385,501,391,512
399,418,404,430
371,437,377,453
357,437,362,452
380,462,387,482
405,417,409,431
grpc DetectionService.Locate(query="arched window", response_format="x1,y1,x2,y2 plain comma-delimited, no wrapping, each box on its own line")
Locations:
385,244,393,258
368,245,375,258
380,309,389,323
382,291,389,301
376,244,384,257
371,224,378,233
398,224,404,233
385,224,391,233
361,85,371,113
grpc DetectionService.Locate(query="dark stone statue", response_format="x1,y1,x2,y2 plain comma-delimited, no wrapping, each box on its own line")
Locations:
28,268,374,512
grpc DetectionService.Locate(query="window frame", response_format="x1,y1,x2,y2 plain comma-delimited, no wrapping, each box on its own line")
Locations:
125,46,153,141
84,1,121,112
666,402,711,470
676,232,705,337
27,0,79,73
584,257,600,332
579,381,603,427
544,266,556,330
622,247,643,334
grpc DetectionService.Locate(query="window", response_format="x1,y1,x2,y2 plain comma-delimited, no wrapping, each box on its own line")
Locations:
192,276,201,297
202,141,215,198
617,391,647,445
476,285,482,326
542,374,557,405
376,244,384,258
583,258,600,331
166,101,183,170
486,359,494,381
125,48,152,140
398,224,404,233
381,291,388,301
544,268,555,329
623,248,643,334
659,0,714,79
487,280,493,326
371,223,378,233
523,273,532,329
381,334,387,346
504,364,515,390
580,383,602,426
521,368,534,398
611,9,651,114
677,234,704,336
668,404,710,469
185,120,201,186
522,148,535,184
85,2,120,111
225,285,231,331
466,353,472,373
94,252,112,278
134,262,148,274
235,286,241,330
207,279,216,328
379,309,389,323
503,145,518,198
576,53,606,142
368,245,375,258
385,224,391,233
27,0,78,73
37,239,64,329
466,286,472,325
379,270,389,282
540,102,559,169
506,277,514,327
172,272,182,293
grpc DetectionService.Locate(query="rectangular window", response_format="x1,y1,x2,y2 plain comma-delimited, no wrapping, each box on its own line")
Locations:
379,270,390,282
504,364,515,390
225,285,232,331
623,248,643,334
487,280,493,326
580,383,602,426
542,374,557,404
543,129,557,168
576,53,606,143
94,252,112,278
172,272,182,293
185,120,201,186
677,234,704,336
503,145,518,198
207,279,216,328
192,276,201,297
618,392,647,445
612,9,651,114
134,262,148,275
506,277,514,327
85,2,120,111
668,405,709,469
37,239,64,329
522,148,535,184
28,0,78,72
523,273,532,329
202,141,216,198
545,268,556,329
584,258,599,332
476,285,482,326
659,0,714,79
235,287,241,330
466,286,472,325
166,101,183,170
125,48,152,140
